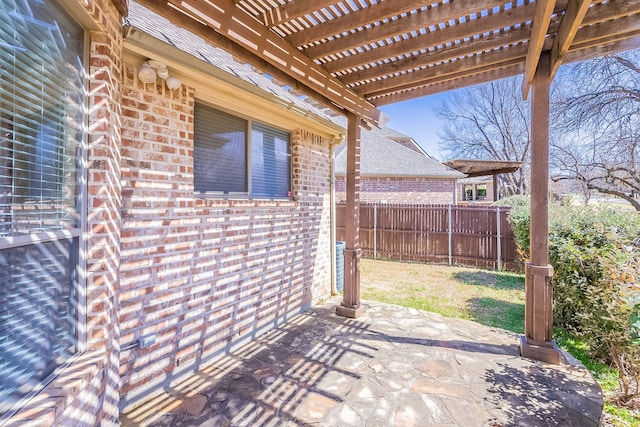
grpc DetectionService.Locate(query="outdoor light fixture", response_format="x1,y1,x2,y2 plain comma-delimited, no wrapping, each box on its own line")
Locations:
137,62,156,83
138,60,182,90
165,76,181,90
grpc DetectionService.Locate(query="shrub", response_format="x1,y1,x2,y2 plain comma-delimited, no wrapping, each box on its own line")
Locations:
503,198,640,404
549,206,640,331
494,196,531,259
580,246,640,403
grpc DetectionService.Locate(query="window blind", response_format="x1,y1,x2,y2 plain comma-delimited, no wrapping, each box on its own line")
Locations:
0,238,79,415
251,122,291,199
0,0,84,417
0,1,83,236
193,103,248,195
193,103,292,199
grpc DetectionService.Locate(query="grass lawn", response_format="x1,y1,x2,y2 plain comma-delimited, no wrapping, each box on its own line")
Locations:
361,258,525,333
359,258,639,427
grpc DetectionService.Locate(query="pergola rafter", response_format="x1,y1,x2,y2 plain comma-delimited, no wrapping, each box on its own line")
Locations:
550,0,592,78
135,0,640,364
300,0,508,60
337,20,534,85
521,0,556,99
355,44,529,98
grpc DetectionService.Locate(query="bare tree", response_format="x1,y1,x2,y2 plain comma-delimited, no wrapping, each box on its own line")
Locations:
551,51,640,211
436,78,530,196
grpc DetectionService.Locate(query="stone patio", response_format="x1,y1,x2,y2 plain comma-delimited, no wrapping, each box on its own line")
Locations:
120,298,603,426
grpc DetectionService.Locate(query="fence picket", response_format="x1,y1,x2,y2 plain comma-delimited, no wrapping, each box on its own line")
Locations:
336,203,521,271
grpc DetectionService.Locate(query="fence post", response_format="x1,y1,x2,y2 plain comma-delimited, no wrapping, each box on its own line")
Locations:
373,204,377,259
448,204,452,265
496,207,502,271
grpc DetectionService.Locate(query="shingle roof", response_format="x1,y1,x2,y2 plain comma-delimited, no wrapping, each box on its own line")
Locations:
127,2,336,124
378,127,412,140
128,2,461,181
334,129,463,179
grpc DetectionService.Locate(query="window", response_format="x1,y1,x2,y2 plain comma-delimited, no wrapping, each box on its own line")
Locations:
194,102,291,199
0,0,84,416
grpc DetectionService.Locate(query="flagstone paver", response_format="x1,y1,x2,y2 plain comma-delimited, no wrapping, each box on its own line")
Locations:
120,298,603,426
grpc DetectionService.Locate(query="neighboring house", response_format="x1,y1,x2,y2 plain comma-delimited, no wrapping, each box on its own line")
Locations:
2,1,344,424
377,125,428,156
334,127,464,204
457,177,495,203
445,159,524,203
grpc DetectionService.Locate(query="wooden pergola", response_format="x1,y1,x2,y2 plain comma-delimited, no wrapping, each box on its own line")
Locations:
444,159,524,201
136,0,640,364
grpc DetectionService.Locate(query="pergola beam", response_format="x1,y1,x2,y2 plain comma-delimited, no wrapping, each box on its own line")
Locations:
287,0,444,47
136,0,381,125
549,0,592,79
521,0,556,100
323,0,537,74
370,63,524,106
357,44,528,98
302,0,507,60
262,0,337,27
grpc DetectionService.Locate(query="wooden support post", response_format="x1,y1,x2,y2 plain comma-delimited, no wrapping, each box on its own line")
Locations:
520,51,562,364
493,174,499,202
336,113,364,318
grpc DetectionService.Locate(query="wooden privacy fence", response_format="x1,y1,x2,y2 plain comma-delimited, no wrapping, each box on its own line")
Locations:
336,203,521,271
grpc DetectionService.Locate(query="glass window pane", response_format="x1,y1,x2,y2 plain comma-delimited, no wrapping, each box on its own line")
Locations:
0,0,83,416
0,237,79,415
251,122,291,199
193,103,248,195
0,0,84,236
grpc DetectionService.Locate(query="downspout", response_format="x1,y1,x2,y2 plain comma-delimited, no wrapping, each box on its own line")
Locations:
330,135,344,296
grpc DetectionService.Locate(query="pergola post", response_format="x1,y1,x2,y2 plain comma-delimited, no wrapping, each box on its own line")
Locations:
336,113,364,318
520,51,561,364
492,174,498,202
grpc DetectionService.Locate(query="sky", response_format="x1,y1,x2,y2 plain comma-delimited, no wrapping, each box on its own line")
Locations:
379,92,452,161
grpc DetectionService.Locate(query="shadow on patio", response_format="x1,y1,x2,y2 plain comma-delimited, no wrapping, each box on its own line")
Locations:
120,298,603,426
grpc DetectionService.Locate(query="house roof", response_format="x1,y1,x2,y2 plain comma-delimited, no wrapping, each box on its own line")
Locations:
126,2,341,132
334,129,463,179
376,126,429,157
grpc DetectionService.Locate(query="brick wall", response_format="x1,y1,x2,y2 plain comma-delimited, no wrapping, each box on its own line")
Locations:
117,66,333,410
5,1,124,426
336,176,456,204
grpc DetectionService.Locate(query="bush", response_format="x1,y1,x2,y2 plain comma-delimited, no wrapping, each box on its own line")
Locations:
583,246,640,403
549,205,640,331
504,198,640,404
494,196,530,259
